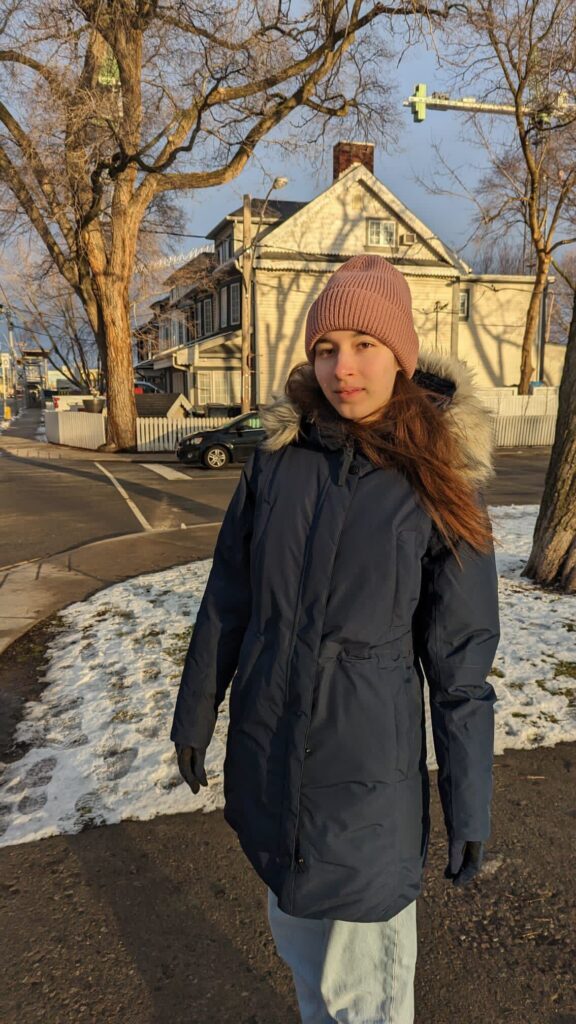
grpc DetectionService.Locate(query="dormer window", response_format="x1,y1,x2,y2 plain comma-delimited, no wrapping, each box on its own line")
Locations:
217,237,233,263
367,218,396,248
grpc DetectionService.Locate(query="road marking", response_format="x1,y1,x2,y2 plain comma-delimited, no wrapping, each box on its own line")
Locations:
140,463,192,481
95,462,154,532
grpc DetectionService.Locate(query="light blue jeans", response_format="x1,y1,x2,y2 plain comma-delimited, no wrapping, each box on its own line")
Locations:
267,888,417,1024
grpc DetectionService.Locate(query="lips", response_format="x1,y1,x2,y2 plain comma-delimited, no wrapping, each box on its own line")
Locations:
335,388,364,398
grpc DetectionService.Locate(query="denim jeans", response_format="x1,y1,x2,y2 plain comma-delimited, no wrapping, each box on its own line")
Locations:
267,888,417,1024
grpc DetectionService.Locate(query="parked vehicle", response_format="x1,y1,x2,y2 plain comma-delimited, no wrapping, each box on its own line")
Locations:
134,379,163,394
175,411,264,469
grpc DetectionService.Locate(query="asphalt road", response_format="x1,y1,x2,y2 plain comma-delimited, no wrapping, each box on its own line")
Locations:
0,436,552,570
0,455,242,569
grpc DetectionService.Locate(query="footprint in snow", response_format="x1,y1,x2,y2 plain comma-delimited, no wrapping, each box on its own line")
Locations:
94,746,138,781
23,756,57,788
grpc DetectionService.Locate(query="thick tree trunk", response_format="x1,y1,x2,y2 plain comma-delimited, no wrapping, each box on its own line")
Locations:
99,281,137,450
522,288,576,592
518,255,550,394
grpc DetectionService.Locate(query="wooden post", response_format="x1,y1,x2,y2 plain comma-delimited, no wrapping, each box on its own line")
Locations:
241,194,252,413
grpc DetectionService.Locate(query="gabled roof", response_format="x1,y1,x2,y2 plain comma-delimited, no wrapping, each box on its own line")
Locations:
255,163,472,274
206,199,307,240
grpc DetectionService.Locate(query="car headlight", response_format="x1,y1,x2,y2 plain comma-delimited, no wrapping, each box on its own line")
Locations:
189,436,203,445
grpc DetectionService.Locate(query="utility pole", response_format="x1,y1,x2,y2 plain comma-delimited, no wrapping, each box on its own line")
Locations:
241,194,253,414
0,302,18,415
240,177,288,413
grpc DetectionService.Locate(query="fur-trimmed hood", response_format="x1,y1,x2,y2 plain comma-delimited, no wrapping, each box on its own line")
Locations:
259,349,495,489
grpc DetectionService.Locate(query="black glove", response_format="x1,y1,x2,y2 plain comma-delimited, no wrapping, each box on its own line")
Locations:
444,839,484,887
175,744,208,794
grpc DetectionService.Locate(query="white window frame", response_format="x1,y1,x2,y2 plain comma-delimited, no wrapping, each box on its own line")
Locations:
459,289,470,321
367,218,396,248
230,282,241,325
220,287,228,329
197,370,211,404
195,301,203,337
203,297,213,335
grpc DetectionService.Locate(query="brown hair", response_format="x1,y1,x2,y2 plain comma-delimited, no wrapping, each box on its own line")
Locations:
285,362,496,568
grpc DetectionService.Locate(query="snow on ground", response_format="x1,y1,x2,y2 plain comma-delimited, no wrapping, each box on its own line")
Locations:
0,505,574,848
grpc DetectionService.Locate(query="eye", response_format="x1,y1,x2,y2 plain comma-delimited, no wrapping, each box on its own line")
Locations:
315,346,333,357
357,340,375,349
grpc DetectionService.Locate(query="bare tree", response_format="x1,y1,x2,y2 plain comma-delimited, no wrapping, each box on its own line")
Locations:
0,0,451,449
522,253,576,591
421,0,576,393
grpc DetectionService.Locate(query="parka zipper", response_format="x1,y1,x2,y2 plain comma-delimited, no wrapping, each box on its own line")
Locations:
288,452,360,910
337,440,355,486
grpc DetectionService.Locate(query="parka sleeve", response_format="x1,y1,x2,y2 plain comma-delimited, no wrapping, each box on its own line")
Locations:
169,452,257,750
413,496,501,841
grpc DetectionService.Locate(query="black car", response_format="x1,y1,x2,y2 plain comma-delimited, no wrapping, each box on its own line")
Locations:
176,411,265,469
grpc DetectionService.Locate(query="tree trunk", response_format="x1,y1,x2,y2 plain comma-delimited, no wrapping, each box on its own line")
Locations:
518,254,550,394
521,288,576,592
99,281,137,450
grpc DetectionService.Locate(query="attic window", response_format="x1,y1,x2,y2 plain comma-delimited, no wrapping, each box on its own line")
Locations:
367,219,396,248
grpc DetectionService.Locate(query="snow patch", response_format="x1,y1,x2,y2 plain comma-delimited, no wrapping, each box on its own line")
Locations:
0,505,574,847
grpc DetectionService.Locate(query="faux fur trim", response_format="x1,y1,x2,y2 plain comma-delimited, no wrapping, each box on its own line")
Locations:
259,350,495,488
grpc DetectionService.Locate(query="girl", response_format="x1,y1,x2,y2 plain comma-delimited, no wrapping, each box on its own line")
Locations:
171,254,500,1023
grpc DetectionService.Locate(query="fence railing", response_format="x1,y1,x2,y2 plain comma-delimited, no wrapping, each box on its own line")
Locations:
44,392,561,452
45,410,229,451
136,415,229,452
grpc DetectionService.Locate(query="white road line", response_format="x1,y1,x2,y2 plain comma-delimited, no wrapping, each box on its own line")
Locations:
140,463,192,481
95,462,154,532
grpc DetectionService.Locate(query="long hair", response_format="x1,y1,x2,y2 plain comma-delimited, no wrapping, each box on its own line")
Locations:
284,362,496,567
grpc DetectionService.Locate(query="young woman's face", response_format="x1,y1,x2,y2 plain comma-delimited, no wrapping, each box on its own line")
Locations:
313,330,401,422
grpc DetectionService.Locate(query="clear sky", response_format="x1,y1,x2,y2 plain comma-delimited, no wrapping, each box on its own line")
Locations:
174,42,495,270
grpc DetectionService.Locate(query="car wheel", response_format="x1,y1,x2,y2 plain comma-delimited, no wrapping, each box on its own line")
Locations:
203,445,230,469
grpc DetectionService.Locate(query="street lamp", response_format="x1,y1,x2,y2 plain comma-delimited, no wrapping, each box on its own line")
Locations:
241,176,288,413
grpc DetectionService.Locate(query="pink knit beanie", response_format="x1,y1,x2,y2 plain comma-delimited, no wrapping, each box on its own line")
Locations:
304,254,419,378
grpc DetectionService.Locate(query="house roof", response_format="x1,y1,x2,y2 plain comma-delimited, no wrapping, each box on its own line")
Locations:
254,163,472,274
164,251,216,289
135,394,191,417
206,199,307,240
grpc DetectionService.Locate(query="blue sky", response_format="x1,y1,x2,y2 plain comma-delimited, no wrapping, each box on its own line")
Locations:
175,43,496,269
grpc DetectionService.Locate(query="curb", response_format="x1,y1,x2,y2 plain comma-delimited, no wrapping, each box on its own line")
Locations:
0,522,222,657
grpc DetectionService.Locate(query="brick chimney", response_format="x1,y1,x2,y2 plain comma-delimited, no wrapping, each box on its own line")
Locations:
333,141,374,180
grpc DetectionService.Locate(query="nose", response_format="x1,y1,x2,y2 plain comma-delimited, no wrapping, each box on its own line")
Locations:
333,350,356,379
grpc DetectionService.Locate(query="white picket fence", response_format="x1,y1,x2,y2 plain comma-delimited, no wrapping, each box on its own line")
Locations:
45,391,561,452
137,415,229,452
45,410,229,452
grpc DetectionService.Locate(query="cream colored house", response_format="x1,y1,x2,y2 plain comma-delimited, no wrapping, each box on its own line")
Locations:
138,142,564,406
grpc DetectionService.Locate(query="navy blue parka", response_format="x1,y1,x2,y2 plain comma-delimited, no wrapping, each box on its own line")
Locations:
170,349,501,922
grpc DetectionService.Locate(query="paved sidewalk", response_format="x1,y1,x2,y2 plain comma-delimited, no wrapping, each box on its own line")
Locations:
0,523,221,656
1,409,179,462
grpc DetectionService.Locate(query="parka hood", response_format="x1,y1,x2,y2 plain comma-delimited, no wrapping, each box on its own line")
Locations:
259,349,495,489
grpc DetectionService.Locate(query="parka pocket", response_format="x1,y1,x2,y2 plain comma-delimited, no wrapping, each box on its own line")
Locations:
391,530,420,628
229,628,266,721
393,660,423,780
304,652,409,786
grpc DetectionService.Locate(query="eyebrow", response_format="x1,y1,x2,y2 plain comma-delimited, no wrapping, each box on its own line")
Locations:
317,331,367,343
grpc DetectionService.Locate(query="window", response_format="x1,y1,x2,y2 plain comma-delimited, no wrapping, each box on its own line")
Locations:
230,282,241,324
459,290,470,321
220,287,228,329
367,218,396,248
217,237,233,263
203,297,213,335
197,371,211,404
176,316,187,346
